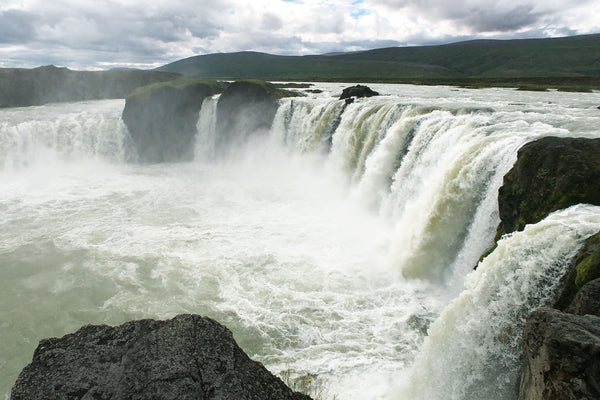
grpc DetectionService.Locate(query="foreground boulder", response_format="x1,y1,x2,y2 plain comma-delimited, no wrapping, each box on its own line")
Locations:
11,314,311,400
497,136,600,238
519,307,600,400
122,79,225,163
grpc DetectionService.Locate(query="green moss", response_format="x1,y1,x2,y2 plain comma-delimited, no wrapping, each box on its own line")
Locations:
127,78,225,102
555,231,600,309
575,233,600,287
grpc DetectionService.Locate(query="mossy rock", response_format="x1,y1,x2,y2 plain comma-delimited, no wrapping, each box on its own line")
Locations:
575,232,600,287
496,136,600,239
555,231,600,310
215,80,300,153
122,78,225,163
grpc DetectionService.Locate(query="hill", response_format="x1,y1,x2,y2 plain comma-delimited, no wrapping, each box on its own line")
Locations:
157,34,600,86
0,66,180,108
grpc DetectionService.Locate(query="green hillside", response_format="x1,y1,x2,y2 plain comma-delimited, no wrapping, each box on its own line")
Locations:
157,34,600,86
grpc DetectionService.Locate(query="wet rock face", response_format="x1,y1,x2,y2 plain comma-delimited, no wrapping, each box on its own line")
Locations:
518,307,600,400
519,280,600,400
496,136,600,239
215,80,281,153
568,277,600,316
122,80,221,163
10,314,311,400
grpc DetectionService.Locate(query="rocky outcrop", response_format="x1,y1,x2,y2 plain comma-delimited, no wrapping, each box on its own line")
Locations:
339,85,379,104
519,279,600,400
122,79,225,163
496,136,600,239
215,80,298,154
519,298,600,399
568,276,600,316
0,66,180,108
10,314,311,400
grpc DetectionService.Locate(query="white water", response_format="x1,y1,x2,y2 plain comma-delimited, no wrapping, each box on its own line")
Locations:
1,85,599,399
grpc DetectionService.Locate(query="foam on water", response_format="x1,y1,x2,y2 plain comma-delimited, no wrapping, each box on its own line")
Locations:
1,86,600,399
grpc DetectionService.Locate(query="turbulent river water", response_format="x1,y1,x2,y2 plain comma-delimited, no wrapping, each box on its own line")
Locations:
1,83,599,399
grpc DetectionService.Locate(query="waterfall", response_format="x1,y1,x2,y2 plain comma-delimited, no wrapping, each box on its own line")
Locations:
244,95,568,285
3,85,597,399
271,97,346,153
195,95,220,160
0,100,131,170
397,204,600,400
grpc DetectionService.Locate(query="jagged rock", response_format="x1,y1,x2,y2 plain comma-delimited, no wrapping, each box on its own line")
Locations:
339,85,379,100
568,278,600,316
496,136,600,239
518,307,600,400
10,314,311,400
122,79,224,163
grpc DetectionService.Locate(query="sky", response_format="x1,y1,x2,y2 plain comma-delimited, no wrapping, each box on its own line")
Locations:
0,0,598,70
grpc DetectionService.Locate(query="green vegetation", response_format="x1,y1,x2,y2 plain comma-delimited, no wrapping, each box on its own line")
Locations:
157,34,600,92
574,233,600,288
0,65,180,107
126,77,226,102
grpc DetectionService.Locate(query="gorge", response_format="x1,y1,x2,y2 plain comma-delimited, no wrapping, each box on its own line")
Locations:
1,81,600,400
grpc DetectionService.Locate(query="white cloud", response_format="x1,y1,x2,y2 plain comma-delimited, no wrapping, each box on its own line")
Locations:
0,0,598,69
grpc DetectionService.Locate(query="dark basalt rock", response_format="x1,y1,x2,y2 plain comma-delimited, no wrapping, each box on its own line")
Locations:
518,307,600,400
122,79,224,163
339,85,379,100
568,278,600,316
215,80,296,154
10,314,311,400
496,136,600,239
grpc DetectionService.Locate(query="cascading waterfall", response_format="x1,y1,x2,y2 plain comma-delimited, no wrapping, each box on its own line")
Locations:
397,204,600,400
194,95,220,160
0,100,131,170
2,85,600,400
224,93,573,284
270,97,346,153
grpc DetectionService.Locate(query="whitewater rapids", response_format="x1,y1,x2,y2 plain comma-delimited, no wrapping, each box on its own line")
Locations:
1,84,599,400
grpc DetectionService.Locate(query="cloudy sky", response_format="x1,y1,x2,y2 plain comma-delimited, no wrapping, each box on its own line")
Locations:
1,0,598,70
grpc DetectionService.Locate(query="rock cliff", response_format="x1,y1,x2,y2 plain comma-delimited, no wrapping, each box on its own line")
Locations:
122,79,225,163
496,136,600,239
215,80,300,154
10,314,311,400
519,280,600,400
492,136,600,399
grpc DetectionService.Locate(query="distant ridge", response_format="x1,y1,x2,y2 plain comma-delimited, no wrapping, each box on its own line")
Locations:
157,34,600,81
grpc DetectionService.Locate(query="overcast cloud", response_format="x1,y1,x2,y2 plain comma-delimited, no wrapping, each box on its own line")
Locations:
0,0,597,69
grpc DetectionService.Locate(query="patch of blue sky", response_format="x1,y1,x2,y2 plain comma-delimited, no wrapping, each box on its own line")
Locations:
351,6,370,19
350,0,370,19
